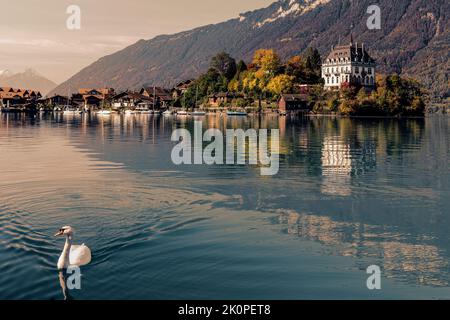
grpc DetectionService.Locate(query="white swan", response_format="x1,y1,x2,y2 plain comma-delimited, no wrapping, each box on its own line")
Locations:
55,226,92,270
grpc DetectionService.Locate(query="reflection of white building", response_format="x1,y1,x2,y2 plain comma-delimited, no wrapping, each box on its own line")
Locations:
321,137,352,196
321,136,377,196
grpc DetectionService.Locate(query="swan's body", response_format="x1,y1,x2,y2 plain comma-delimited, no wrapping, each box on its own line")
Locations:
55,226,92,270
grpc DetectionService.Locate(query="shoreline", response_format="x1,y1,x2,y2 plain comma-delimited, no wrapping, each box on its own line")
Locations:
0,108,447,119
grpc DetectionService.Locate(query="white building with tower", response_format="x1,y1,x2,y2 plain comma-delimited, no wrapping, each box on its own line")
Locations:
322,37,376,90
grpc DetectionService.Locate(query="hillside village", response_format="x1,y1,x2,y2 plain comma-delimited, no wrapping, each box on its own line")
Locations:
1,41,433,116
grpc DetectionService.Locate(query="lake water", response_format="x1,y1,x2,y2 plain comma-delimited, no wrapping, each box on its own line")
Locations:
0,112,449,300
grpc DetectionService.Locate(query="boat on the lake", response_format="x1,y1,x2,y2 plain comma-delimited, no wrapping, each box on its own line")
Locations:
163,110,173,116
177,110,189,116
63,107,82,115
62,94,81,115
227,111,247,116
135,106,152,114
96,110,112,115
192,110,206,116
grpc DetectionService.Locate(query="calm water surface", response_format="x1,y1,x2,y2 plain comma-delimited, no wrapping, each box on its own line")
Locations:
0,113,449,299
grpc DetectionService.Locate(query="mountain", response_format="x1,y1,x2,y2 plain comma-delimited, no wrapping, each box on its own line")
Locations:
0,70,14,78
50,0,449,98
0,69,57,95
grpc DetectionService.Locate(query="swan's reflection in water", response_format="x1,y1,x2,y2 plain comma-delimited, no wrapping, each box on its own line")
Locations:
58,271,73,300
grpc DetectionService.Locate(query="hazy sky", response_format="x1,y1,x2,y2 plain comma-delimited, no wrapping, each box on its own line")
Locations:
0,0,274,83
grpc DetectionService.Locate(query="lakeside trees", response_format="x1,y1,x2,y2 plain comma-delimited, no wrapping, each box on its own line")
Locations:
179,48,322,109
312,74,426,116
178,48,427,116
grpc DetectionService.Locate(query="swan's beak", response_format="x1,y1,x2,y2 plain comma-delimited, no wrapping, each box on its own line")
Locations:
55,229,64,237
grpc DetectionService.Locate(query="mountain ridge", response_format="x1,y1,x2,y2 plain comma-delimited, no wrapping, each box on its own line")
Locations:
50,0,449,98
0,68,57,95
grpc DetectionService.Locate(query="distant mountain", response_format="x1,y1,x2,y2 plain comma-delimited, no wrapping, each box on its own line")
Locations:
0,70,14,78
0,69,57,95
50,0,449,98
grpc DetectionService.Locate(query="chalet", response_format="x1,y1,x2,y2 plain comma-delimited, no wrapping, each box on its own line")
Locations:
31,91,42,100
78,88,114,108
0,93,25,105
139,87,172,108
78,88,115,98
0,87,41,105
111,92,152,110
43,95,70,106
0,87,16,100
278,94,309,112
25,90,42,100
84,95,103,108
23,90,41,101
70,93,84,107
172,80,194,99
208,92,235,108
322,38,376,90
0,87,11,93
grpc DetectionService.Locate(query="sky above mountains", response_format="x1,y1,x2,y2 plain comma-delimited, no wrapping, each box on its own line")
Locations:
0,0,273,83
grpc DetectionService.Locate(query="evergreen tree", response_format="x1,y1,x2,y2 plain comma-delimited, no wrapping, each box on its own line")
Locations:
210,52,237,80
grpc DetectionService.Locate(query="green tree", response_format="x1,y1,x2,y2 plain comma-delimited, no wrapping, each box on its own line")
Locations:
303,47,322,84
304,48,321,71
210,52,237,80
235,60,248,79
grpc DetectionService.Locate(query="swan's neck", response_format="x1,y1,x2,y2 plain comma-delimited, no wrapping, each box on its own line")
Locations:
58,235,73,269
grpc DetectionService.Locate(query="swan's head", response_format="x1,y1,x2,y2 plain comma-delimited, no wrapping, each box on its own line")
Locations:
54,226,74,237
